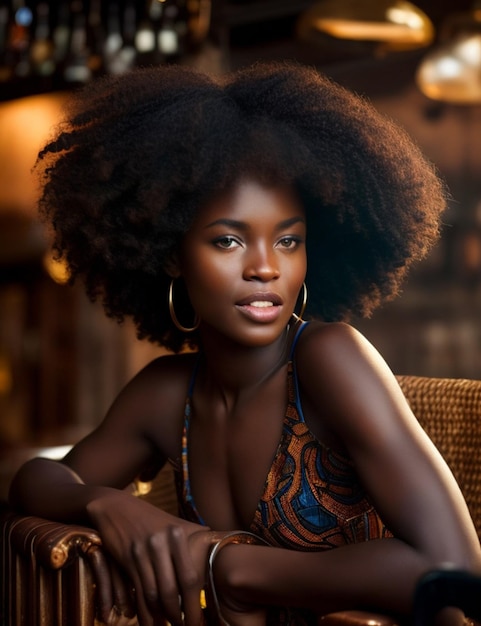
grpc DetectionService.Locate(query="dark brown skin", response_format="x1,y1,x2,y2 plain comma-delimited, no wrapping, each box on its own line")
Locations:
10,180,481,626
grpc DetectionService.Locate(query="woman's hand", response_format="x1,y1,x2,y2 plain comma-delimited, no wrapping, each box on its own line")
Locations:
86,489,213,626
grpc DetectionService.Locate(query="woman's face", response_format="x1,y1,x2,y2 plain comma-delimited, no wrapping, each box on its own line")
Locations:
177,178,307,348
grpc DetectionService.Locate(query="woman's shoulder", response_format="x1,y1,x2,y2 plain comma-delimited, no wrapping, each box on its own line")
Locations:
295,320,371,363
105,351,199,432
294,320,404,433
125,351,199,411
127,349,196,384
139,350,199,382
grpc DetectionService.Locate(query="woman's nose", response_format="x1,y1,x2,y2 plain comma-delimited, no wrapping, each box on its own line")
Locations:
243,245,280,281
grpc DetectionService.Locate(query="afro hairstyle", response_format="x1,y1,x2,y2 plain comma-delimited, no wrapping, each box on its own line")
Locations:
35,60,447,352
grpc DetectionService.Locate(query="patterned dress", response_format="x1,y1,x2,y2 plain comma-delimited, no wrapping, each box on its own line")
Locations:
173,322,392,625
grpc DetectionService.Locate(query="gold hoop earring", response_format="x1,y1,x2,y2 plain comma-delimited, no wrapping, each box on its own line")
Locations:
168,279,200,333
291,282,307,322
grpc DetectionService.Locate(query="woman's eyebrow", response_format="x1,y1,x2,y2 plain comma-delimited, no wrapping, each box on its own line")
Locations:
275,216,306,231
204,218,248,230
204,216,305,230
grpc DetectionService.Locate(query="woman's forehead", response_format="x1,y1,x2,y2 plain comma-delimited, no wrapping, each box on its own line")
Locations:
193,179,305,225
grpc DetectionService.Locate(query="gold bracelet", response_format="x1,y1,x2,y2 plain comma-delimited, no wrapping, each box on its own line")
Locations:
206,531,269,625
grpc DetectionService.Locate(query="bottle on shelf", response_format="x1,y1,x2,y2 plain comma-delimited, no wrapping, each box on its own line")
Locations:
0,0,34,97
0,4,13,87
158,0,182,60
103,0,125,75
117,0,138,74
86,0,105,78
30,2,56,91
52,1,71,73
135,0,163,67
62,0,92,86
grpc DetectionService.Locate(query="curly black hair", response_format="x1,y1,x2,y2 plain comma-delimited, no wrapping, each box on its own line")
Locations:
35,60,447,353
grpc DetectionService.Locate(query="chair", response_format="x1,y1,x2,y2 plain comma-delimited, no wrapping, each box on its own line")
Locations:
2,375,481,626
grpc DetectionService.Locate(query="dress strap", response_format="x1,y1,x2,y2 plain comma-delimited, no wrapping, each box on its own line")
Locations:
181,354,207,526
288,320,310,361
187,353,201,397
287,320,310,425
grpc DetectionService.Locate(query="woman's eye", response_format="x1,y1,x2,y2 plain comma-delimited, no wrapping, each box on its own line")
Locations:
278,236,300,249
214,236,240,249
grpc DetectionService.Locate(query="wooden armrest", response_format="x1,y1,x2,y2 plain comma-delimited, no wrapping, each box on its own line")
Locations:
318,610,400,626
1,508,106,626
2,508,102,569
2,511,102,569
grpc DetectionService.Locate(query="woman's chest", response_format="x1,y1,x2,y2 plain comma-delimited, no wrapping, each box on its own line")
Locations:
186,377,288,529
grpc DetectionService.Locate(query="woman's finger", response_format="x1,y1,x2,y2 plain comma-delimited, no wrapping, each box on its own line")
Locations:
147,531,186,625
132,537,185,626
166,526,206,626
129,568,155,626
84,545,114,624
110,561,136,619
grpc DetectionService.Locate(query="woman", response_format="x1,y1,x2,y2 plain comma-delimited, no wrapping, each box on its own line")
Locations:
9,61,481,626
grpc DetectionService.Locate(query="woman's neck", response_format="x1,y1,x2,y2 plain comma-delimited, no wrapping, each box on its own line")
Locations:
196,326,292,410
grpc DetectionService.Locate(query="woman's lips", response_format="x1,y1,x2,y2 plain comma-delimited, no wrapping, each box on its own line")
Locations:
235,293,283,322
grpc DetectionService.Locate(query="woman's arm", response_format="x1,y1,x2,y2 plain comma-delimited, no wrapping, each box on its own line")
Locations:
300,323,480,569
9,354,174,520
8,354,213,626
211,323,481,621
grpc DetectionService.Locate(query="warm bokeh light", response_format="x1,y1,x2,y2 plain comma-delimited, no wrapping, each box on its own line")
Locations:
0,352,13,396
42,251,70,284
416,34,481,103
297,0,434,51
0,92,67,216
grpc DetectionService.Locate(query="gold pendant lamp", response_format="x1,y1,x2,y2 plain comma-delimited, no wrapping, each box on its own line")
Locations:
416,3,481,104
297,0,435,54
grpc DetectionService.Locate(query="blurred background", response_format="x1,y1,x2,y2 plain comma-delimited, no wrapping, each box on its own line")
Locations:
0,0,480,495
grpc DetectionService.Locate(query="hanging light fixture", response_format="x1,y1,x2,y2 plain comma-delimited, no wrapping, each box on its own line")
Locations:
297,0,434,54
416,5,481,104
